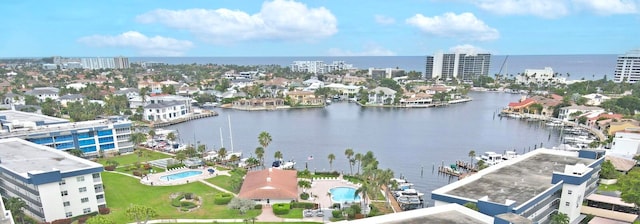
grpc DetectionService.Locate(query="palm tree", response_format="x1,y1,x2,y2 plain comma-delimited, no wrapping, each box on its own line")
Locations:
550,212,569,224
130,132,147,148
328,153,336,171
354,153,363,174
255,147,265,168
217,147,228,164
468,150,476,166
148,129,156,139
166,132,177,143
258,131,272,150
274,150,283,161
197,144,206,158
229,154,240,167
345,148,354,175
298,180,311,193
354,182,372,217
175,151,187,164
5,197,26,223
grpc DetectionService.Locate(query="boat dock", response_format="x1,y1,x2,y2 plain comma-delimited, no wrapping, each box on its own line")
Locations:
438,166,461,177
455,161,478,172
150,111,218,128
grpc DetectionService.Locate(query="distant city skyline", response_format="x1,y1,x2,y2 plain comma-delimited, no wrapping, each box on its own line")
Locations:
1,0,639,57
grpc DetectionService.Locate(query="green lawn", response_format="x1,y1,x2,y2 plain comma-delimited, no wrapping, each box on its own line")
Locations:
102,172,260,223
204,175,234,193
277,208,304,219
97,149,171,166
598,182,621,192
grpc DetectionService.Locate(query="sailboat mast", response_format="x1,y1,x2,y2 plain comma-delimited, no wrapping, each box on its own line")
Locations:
228,114,235,153
219,127,224,149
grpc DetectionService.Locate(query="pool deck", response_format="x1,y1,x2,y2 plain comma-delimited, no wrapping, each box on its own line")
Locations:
303,176,363,209
140,167,230,186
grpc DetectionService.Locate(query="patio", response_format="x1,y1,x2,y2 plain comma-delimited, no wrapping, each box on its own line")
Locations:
140,166,230,186
303,176,363,209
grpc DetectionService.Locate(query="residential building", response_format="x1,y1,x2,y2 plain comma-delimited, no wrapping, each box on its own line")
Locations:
516,67,566,85
113,88,139,100
290,61,353,74
238,168,297,205
367,87,397,105
607,120,640,135
148,95,192,114
324,83,362,97
582,93,611,106
42,64,57,70
114,56,130,69
426,52,491,81
25,87,60,102
431,149,604,224
582,194,638,223
65,83,87,91
557,105,605,121
614,49,640,83
2,93,25,105
231,98,285,110
58,94,85,107
0,138,106,222
0,110,134,155
143,101,187,122
80,58,116,70
367,68,405,79
286,91,324,106
610,131,640,158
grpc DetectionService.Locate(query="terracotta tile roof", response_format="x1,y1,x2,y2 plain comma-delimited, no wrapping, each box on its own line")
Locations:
238,168,298,200
550,94,563,101
508,98,535,108
589,113,623,121
605,155,636,172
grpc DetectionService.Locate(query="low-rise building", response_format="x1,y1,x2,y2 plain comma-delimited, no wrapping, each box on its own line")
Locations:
286,91,324,106
610,131,640,158
0,110,133,155
231,98,285,110
334,203,493,224
367,87,397,105
0,138,106,222
2,93,25,105
582,94,611,106
58,94,85,107
143,101,187,122
558,105,605,121
516,67,565,85
238,168,297,205
431,149,604,224
25,87,60,102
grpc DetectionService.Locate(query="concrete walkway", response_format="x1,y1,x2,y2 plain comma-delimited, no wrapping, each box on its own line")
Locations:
198,179,237,196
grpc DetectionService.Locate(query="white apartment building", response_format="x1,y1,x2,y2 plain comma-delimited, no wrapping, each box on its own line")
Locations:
290,61,353,74
516,67,566,85
614,49,640,83
367,68,405,79
431,149,603,224
610,131,640,158
557,105,605,121
24,87,60,102
80,58,116,70
0,138,106,222
143,101,187,122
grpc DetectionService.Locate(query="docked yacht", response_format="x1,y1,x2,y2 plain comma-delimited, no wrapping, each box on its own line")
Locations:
476,151,518,166
390,178,425,211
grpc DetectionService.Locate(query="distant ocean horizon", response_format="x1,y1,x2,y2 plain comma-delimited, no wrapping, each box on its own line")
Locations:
132,54,617,81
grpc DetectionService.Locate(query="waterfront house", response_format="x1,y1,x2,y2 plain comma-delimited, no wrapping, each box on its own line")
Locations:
582,93,611,106
367,87,397,105
431,149,604,224
143,101,187,122
0,138,106,223
231,98,285,110
324,83,362,98
238,168,298,205
558,105,605,121
286,91,324,106
400,92,433,107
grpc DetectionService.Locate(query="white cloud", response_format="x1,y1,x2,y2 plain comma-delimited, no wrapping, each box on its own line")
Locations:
136,0,337,44
374,15,396,25
406,12,499,41
327,43,396,56
449,44,490,55
572,0,638,15
472,0,569,18
78,31,193,56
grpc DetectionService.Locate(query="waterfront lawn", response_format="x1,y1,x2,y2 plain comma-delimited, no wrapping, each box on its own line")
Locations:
102,172,259,223
277,208,304,219
204,175,234,193
97,149,171,165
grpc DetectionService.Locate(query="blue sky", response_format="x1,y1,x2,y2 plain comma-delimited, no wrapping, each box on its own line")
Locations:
1,0,639,57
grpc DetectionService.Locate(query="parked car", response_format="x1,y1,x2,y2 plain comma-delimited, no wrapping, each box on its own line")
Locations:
316,210,324,217
304,209,314,217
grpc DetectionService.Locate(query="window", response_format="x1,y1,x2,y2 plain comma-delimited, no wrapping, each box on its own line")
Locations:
65,212,72,218
568,190,572,195
79,187,87,193
61,190,68,196
92,173,100,179
63,201,70,207
59,180,66,185
565,202,570,206
81,197,89,203
96,194,104,200
83,208,91,214
77,176,85,182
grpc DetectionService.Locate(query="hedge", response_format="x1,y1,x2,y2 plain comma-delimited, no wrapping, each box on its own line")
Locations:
272,203,291,215
214,193,233,205
291,202,315,209
332,210,343,218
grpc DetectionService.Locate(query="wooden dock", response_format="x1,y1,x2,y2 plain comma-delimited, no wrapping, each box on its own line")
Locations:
150,111,218,128
456,161,478,172
438,166,461,177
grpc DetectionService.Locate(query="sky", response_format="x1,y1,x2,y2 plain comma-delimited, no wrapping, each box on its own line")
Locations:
1,0,639,57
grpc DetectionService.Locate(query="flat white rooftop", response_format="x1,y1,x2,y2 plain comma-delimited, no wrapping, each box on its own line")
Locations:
332,203,492,224
0,138,101,177
0,110,68,124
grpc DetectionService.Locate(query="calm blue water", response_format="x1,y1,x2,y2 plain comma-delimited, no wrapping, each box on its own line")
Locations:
170,92,562,206
160,170,203,181
330,187,361,203
131,55,617,81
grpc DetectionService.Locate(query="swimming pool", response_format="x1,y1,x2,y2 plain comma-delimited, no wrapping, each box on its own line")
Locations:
330,187,361,203
159,171,203,181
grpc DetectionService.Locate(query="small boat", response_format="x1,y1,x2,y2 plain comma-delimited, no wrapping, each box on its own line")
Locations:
203,102,219,107
546,120,564,127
